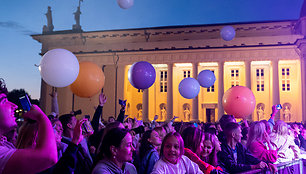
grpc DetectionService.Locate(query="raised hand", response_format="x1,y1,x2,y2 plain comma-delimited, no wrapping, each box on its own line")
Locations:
72,119,85,145
99,92,107,106
23,105,47,122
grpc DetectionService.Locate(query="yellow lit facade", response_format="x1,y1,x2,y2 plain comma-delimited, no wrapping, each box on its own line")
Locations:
32,17,306,123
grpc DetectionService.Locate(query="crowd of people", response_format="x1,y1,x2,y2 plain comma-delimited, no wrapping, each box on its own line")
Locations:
0,78,306,174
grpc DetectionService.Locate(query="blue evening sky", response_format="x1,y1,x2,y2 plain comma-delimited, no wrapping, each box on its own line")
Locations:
0,0,303,99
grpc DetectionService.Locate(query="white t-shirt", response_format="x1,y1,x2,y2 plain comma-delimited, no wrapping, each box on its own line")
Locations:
151,155,203,174
0,136,16,174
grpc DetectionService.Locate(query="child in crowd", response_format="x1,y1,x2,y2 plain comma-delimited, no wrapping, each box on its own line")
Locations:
151,132,203,174
182,127,222,174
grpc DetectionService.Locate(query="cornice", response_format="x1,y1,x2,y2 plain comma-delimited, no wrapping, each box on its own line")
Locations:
31,20,303,55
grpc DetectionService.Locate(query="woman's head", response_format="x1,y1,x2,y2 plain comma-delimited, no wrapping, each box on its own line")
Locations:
139,130,162,159
160,132,184,164
154,126,166,141
260,120,271,134
274,120,288,136
97,121,124,154
99,127,134,163
200,133,220,166
51,119,63,145
181,127,204,156
247,121,266,148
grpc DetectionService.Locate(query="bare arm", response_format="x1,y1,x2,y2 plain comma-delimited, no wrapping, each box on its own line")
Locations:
50,89,59,117
3,105,57,174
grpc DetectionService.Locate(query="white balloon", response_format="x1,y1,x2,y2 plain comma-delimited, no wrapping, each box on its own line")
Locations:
117,0,134,9
39,48,79,87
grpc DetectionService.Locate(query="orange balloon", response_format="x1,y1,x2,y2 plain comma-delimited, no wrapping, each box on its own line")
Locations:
70,62,105,98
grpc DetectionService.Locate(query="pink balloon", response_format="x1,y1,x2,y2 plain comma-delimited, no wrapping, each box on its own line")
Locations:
222,86,256,119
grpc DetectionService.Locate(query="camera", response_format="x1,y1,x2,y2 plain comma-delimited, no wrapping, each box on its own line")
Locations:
72,109,82,116
19,94,31,112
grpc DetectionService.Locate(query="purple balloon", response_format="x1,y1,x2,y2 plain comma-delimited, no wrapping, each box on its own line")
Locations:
128,61,156,89
197,70,216,88
220,26,236,41
179,78,200,99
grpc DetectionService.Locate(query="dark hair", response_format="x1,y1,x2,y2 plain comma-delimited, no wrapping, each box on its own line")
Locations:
97,121,123,154
0,78,8,95
160,132,184,159
224,122,240,138
219,115,235,130
131,125,145,135
241,127,249,141
181,127,204,153
99,128,129,159
59,114,75,132
139,130,154,159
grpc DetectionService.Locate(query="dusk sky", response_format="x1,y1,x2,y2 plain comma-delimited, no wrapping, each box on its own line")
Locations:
0,0,303,99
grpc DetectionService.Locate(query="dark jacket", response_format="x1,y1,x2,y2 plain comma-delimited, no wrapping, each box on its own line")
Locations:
39,142,78,174
62,138,93,174
217,142,261,173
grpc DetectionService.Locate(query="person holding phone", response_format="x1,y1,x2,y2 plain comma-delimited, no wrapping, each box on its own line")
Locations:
0,78,57,173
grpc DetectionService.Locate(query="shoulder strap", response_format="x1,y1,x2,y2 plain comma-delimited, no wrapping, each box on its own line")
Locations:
144,151,154,174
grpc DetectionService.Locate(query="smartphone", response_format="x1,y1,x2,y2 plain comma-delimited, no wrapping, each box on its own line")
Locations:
276,104,282,110
119,99,126,106
193,122,198,128
19,94,31,112
82,120,94,134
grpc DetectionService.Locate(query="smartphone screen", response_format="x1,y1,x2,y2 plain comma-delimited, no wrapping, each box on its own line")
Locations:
276,104,282,110
19,95,31,111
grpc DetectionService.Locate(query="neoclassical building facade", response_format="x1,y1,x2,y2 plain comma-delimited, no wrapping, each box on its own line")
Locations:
32,17,306,123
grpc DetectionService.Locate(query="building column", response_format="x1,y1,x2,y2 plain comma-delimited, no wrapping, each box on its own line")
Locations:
167,63,173,121
218,61,224,120
298,40,306,122
245,60,251,89
192,62,199,121
245,60,252,120
272,59,281,120
142,89,149,122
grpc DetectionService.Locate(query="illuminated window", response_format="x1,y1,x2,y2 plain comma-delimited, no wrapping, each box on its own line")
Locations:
160,70,167,92
256,69,264,91
231,69,239,87
207,70,215,92
281,68,290,91
183,70,191,78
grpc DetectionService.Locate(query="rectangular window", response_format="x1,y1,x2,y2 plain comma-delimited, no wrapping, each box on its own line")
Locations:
207,70,215,93
160,70,168,92
230,69,239,87
183,70,191,78
256,68,264,91
281,68,290,91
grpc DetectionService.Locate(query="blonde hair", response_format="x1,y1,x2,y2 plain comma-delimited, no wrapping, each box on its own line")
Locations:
16,120,38,149
246,121,266,149
274,120,288,136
